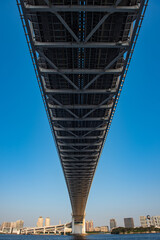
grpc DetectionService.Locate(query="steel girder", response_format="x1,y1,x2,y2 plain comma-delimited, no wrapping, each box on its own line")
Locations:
17,0,148,223
25,4,140,13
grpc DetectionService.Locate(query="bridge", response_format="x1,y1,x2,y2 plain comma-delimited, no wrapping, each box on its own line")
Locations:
21,222,72,235
17,0,148,234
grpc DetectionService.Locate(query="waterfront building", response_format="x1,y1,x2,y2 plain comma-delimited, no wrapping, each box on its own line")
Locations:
85,221,89,232
1,222,11,228
100,226,109,232
0,222,11,233
140,216,148,227
140,216,160,227
45,217,50,226
151,216,160,227
0,220,24,234
16,220,24,230
11,222,16,228
93,226,109,232
147,215,154,227
94,226,101,232
37,216,43,227
85,220,94,232
0,223,11,234
110,218,117,230
124,218,134,228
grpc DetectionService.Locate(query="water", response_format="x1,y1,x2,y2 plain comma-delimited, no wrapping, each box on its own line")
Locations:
1,234,160,240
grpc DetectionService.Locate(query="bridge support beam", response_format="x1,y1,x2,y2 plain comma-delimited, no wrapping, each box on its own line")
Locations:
72,215,85,234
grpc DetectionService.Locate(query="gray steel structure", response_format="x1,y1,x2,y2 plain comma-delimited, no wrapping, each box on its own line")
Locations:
17,0,148,225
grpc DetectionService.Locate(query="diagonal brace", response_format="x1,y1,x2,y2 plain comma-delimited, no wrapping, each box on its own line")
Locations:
43,0,79,42
84,49,126,89
48,95,79,119
37,49,78,90
82,94,115,119
85,0,123,42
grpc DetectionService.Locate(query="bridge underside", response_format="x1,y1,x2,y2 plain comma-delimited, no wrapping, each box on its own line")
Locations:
18,0,147,233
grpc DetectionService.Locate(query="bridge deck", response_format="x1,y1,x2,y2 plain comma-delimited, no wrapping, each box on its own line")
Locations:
18,0,148,223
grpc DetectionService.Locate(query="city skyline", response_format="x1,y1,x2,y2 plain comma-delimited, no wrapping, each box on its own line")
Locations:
2,215,160,231
2,215,160,235
0,0,160,229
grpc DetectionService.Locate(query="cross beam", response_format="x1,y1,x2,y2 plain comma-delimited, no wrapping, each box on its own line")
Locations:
40,67,123,75
25,4,140,13
34,40,130,49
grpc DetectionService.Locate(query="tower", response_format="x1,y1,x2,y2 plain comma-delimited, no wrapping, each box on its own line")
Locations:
37,216,43,227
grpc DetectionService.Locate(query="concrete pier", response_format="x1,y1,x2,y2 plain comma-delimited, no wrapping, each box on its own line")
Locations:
72,215,85,234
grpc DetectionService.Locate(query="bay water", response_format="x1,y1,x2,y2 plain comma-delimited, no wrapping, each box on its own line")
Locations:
1,234,160,240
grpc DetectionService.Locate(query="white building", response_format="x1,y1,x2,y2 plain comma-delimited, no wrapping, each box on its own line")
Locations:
152,216,160,227
140,216,148,227
140,216,160,227
45,217,50,227
37,216,43,227
16,220,24,230
100,226,109,232
85,220,94,232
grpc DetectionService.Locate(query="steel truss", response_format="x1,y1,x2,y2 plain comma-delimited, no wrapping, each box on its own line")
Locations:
17,0,148,223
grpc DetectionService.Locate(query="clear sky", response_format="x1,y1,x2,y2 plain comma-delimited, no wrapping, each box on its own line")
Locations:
0,0,160,228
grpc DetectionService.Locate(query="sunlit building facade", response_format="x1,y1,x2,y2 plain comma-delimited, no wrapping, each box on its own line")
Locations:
37,216,43,227
124,218,134,228
140,216,160,228
85,220,94,232
110,218,117,230
45,217,50,227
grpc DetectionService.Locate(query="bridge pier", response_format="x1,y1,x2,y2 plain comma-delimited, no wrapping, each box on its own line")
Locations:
72,215,85,234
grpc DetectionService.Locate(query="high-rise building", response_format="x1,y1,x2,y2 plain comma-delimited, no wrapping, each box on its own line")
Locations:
0,222,11,234
11,222,16,228
124,218,134,228
152,216,160,227
16,220,24,230
1,222,11,228
85,221,89,232
45,217,50,227
0,220,24,233
140,216,160,228
110,219,117,230
146,215,154,227
140,216,148,227
37,216,43,227
85,220,94,232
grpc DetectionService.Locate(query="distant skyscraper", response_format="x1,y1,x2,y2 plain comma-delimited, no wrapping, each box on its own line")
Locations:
11,222,16,228
85,220,94,232
110,219,117,230
124,218,134,228
0,220,24,233
37,216,43,227
146,215,153,227
45,217,50,227
140,216,160,227
85,221,89,232
152,216,160,227
16,220,24,229
1,222,11,228
0,222,11,234
140,216,148,227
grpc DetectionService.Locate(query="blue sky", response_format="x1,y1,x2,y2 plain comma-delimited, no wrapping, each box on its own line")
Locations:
0,1,160,228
